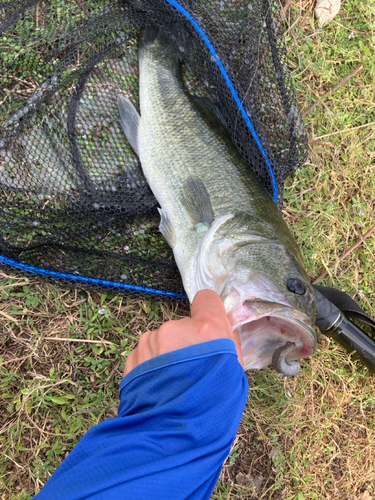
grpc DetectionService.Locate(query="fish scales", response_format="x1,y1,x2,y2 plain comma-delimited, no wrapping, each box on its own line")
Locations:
118,27,317,376
142,53,262,208
143,43,300,236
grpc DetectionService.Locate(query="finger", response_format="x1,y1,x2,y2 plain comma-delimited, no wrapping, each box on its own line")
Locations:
124,330,153,376
154,317,197,353
232,329,244,367
191,289,230,328
124,348,137,376
192,290,244,367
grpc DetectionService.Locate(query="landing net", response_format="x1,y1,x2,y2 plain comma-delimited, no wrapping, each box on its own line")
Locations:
0,0,307,299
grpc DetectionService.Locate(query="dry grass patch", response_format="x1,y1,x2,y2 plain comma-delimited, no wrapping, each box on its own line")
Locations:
215,341,375,499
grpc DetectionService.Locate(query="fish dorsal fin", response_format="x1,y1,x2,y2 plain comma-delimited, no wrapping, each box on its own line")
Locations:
117,95,140,156
180,176,214,227
157,207,176,248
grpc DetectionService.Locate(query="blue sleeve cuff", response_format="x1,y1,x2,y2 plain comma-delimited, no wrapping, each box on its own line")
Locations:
120,338,239,392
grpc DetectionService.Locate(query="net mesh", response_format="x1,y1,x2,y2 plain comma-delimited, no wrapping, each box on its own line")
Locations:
0,0,307,299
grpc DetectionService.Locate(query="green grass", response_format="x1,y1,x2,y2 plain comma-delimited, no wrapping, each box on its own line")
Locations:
0,275,187,498
1,0,375,499
283,0,375,321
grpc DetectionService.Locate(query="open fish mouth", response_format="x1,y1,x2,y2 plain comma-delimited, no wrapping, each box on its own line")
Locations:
229,301,316,376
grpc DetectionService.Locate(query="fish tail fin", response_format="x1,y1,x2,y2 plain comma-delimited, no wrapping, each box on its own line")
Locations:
138,25,163,50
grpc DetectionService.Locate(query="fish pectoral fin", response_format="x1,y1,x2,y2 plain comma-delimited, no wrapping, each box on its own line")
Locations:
157,208,176,248
117,95,140,156
180,177,214,228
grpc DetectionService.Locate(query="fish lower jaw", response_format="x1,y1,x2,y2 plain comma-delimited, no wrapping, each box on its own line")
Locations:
236,315,316,371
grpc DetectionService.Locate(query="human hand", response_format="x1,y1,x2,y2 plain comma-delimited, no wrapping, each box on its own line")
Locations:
124,289,243,375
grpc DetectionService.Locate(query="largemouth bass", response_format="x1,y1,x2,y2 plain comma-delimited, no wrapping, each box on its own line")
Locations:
117,27,316,376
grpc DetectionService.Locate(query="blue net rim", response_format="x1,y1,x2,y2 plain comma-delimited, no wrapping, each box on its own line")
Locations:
0,254,189,300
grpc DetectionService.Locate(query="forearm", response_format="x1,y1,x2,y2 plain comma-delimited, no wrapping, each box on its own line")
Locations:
33,339,248,500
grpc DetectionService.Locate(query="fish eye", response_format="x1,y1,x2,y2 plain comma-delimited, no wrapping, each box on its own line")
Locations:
287,278,306,295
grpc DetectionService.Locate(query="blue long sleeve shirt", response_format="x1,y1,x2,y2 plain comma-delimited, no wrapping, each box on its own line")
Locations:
34,338,248,499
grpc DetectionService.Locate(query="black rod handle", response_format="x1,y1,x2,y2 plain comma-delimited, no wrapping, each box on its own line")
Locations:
314,289,375,373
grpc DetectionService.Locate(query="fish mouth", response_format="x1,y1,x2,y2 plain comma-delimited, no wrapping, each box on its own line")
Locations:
229,301,316,375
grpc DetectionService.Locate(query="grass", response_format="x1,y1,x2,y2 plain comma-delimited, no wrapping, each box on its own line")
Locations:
1,0,375,499
0,273,189,498
282,0,375,318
